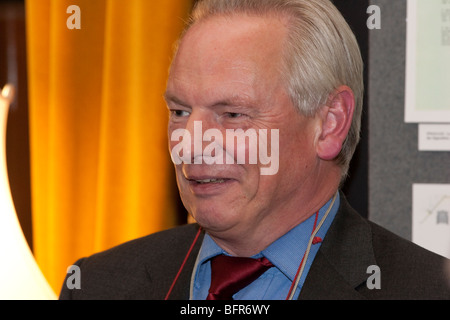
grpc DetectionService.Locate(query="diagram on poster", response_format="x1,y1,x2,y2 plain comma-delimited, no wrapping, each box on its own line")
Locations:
412,184,450,258
405,0,450,123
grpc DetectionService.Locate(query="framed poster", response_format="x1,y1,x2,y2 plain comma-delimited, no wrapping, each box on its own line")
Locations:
405,0,450,123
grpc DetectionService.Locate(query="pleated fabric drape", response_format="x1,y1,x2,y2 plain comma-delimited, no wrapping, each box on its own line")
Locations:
25,0,192,293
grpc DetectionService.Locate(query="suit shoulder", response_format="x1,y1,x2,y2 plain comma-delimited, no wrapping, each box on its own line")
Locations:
368,221,445,263
367,221,450,299
89,223,200,262
60,224,201,299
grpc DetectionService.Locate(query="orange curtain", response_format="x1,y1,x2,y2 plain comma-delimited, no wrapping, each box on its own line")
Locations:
25,0,192,293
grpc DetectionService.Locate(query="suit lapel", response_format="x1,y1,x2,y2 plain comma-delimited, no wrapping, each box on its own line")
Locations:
298,251,367,299
165,228,205,300
138,224,205,300
299,193,377,300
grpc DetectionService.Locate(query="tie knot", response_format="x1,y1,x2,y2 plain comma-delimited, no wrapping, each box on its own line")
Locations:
207,255,273,300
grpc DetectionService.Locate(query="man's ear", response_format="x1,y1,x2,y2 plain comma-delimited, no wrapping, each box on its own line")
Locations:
316,85,355,161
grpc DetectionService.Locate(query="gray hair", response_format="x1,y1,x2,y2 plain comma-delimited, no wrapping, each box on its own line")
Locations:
180,0,364,180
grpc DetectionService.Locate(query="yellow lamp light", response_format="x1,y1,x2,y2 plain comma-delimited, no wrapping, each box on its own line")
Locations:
0,84,56,300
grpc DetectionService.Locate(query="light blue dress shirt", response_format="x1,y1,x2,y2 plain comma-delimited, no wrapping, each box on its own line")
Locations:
191,192,340,300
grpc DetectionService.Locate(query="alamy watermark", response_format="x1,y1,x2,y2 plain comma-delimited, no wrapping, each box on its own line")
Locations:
66,5,81,30
65,263,381,291
367,5,381,30
66,265,81,290
170,121,280,176
366,265,381,290
66,4,382,31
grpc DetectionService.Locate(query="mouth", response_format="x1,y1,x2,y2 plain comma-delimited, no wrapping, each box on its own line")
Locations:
184,176,235,196
189,178,230,184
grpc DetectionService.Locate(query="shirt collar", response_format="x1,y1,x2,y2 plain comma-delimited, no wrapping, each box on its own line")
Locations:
196,192,340,282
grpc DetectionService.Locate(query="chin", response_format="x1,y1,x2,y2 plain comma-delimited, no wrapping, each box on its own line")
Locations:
190,206,240,233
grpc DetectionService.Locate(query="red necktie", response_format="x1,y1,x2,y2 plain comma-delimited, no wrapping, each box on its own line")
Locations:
206,255,274,300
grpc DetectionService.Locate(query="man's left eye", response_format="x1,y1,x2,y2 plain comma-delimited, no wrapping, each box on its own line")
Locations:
226,112,244,118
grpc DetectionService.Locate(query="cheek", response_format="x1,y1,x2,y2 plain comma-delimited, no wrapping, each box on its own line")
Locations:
174,166,185,189
279,127,317,173
222,129,259,165
167,127,178,151
175,170,195,211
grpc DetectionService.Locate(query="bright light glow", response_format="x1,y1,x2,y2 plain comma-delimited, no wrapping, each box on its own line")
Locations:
0,84,56,299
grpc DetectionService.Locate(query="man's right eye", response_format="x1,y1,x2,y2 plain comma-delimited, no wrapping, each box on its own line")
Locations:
171,110,190,117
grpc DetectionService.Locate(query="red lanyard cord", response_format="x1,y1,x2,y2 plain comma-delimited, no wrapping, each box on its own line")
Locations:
165,227,203,300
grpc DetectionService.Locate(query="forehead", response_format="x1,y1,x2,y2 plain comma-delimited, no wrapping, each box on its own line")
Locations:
180,14,287,69
166,14,289,104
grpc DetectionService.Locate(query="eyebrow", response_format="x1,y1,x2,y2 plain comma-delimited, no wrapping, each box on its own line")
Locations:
212,95,254,108
163,92,255,109
164,92,185,105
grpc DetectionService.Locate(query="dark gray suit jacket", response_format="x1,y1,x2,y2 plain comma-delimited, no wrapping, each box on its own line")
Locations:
59,194,450,300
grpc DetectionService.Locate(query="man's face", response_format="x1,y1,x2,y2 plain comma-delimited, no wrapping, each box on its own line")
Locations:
165,14,324,246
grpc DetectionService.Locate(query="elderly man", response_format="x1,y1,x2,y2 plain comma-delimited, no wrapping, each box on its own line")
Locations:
60,0,450,300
